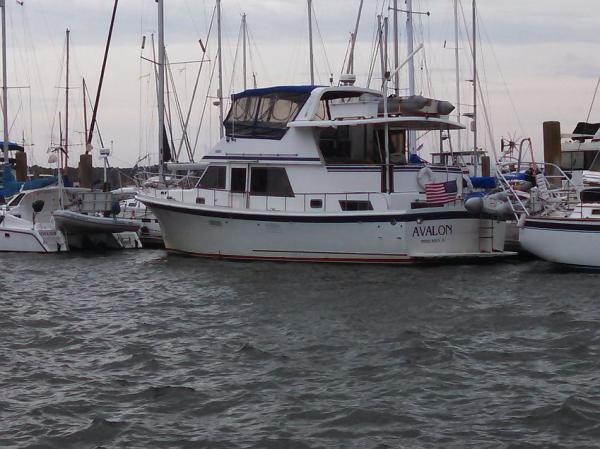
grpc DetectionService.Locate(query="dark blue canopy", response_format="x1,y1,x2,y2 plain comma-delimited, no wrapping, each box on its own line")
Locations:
0,164,57,198
232,85,321,100
0,141,25,152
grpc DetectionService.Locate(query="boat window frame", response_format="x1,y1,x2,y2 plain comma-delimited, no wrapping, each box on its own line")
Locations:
224,92,310,140
249,166,295,197
7,192,25,208
198,165,227,190
230,167,248,193
339,200,374,211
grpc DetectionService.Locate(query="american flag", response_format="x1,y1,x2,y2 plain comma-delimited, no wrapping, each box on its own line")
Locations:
426,180,458,204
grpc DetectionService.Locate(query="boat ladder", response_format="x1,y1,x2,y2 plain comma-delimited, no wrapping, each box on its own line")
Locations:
478,219,494,253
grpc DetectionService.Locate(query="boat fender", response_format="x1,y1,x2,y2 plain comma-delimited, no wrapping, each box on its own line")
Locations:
417,166,435,191
516,214,527,228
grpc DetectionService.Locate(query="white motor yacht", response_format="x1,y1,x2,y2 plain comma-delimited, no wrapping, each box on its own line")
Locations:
138,85,512,264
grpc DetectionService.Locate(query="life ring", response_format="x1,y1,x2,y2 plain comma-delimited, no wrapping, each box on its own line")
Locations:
417,166,435,191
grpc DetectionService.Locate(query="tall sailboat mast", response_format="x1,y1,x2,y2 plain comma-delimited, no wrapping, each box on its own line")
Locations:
1,0,8,167
157,0,165,178
307,0,314,84
64,28,70,169
454,0,461,150
217,0,224,138
242,13,247,91
406,0,416,155
392,0,399,95
346,0,363,76
472,0,477,152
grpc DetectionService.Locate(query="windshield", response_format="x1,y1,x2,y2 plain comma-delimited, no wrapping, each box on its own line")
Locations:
224,92,310,140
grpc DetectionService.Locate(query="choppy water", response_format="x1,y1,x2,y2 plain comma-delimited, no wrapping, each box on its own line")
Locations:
1,251,599,448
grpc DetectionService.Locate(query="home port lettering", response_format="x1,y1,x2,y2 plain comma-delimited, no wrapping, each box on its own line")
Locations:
412,224,453,243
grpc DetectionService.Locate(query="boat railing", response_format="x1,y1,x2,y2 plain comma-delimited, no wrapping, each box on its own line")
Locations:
141,183,400,213
496,161,579,218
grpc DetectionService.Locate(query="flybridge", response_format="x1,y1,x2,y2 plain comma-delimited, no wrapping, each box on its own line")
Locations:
222,85,463,141
223,86,319,140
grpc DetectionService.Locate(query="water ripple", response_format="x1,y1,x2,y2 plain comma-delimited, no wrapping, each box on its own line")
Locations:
0,252,599,448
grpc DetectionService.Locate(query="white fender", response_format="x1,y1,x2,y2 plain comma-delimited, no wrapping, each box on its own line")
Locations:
417,166,435,191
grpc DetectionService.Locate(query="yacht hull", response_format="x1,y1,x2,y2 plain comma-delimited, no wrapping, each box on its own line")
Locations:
141,197,511,264
520,217,600,267
0,215,66,253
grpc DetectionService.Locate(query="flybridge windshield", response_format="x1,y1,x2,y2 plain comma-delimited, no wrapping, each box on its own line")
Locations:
224,92,310,140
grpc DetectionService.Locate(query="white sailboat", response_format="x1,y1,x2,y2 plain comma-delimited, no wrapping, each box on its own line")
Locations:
0,1,68,253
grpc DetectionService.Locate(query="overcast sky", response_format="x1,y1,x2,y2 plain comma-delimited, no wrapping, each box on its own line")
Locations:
3,0,600,167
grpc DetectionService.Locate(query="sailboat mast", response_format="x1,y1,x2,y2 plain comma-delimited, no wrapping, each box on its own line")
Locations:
472,0,477,152
454,0,461,150
158,0,165,177
1,0,8,166
65,28,70,169
217,0,224,138
83,78,88,144
242,13,247,90
307,0,314,84
406,0,416,155
393,0,399,95
346,0,363,76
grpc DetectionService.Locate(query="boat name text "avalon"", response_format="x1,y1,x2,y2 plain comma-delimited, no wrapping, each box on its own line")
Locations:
412,224,453,238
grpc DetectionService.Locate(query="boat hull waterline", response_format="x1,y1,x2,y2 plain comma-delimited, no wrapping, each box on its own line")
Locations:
140,196,512,264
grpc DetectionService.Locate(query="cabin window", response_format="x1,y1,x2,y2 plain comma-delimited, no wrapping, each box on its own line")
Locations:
310,199,323,208
199,165,226,190
339,200,373,211
224,91,310,140
250,167,294,197
561,151,585,171
7,193,25,207
196,197,205,204
319,125,383,165
231,168,247,193
592,209,600,215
